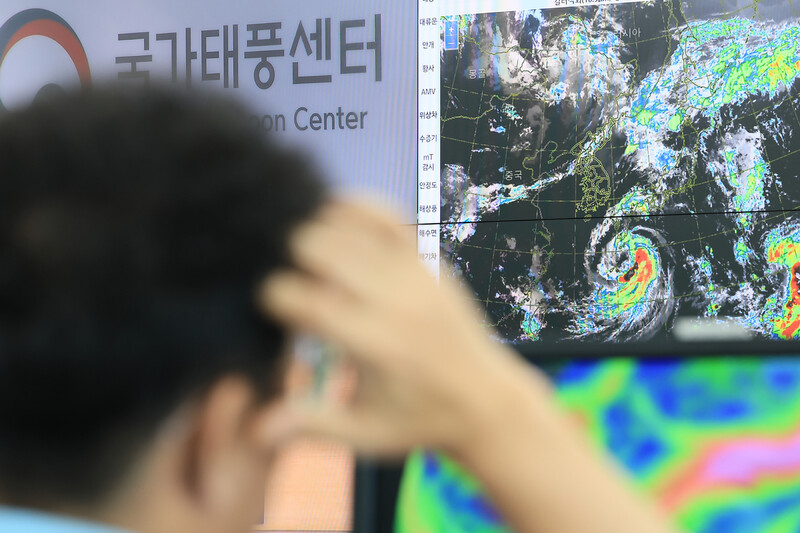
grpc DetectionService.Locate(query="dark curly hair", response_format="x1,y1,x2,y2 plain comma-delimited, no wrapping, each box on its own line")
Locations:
0,86,325,506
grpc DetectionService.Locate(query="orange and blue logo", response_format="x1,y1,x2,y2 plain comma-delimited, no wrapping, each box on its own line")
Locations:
0,8,91,110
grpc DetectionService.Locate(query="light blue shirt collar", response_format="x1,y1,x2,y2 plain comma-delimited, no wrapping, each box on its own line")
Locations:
0,506,130,533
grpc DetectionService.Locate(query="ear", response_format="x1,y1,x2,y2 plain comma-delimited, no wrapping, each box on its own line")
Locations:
182,376,260,518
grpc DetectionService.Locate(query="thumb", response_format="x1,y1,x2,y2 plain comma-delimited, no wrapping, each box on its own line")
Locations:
290,402,376,446
291,403,412,457
251,399,370,449
248,401,303,449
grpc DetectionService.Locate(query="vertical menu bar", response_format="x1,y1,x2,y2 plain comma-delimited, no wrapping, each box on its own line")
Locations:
417,0,441,278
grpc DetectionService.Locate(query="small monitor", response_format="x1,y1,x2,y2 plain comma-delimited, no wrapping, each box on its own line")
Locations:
393,341,800,533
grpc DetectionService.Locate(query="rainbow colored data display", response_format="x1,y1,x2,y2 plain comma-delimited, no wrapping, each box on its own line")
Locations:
574,229,668,340
765,227,800,340
396,358,800,533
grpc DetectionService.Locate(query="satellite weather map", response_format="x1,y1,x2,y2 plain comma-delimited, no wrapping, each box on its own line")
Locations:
438,0,800,343
399,1,800,532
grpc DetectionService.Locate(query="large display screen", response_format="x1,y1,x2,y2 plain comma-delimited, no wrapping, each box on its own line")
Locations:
397,355,800,533
416,0,800,343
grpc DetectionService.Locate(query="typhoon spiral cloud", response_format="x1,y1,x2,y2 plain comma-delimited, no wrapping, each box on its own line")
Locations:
571,223,674,340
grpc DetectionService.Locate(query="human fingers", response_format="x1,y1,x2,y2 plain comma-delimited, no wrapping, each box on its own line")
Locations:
296,200,418,279
319,200,413,246
288,220,402,298
258,271,402,368
249,394,401,457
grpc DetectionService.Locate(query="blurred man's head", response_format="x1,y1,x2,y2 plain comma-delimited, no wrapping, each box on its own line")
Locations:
0,87,324,533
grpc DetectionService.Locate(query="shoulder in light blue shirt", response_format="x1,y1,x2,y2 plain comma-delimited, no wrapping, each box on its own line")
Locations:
0,506,130,533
